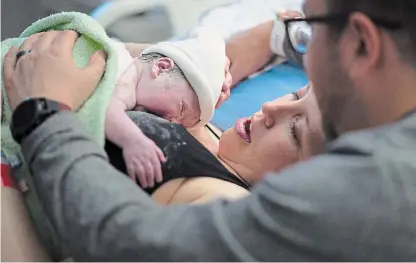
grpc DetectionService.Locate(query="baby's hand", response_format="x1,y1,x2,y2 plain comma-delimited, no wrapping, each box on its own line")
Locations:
122,134,166,188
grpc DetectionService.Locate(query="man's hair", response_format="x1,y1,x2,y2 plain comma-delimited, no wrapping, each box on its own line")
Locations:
139,52,185,78
326,0,416,66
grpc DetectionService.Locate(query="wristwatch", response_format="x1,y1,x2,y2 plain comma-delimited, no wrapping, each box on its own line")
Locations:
270,14,306,67
270,19,287,57
10,98,71,144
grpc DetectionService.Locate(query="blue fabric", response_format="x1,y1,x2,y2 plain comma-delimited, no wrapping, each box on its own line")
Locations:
89,1,112,18
212,62,309,131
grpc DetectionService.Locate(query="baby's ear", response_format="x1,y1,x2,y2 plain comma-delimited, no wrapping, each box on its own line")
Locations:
152,57,175,78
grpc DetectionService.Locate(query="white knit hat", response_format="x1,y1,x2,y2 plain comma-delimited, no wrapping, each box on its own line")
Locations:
141,27,226,128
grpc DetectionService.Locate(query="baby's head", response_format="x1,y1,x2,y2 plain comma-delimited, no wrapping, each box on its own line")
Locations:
135,52,201,128
136,27,226,129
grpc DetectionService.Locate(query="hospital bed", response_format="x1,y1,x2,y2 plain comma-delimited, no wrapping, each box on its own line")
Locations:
2,3,307,259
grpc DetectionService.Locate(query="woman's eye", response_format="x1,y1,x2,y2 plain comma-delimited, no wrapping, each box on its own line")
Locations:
290,116,301,148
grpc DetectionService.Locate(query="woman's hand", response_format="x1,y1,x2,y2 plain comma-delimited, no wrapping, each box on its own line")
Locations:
3,30,107,110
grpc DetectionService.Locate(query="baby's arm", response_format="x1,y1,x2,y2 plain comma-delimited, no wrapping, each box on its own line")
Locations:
105,63,165,188
105,95,140,148
105,60,141,147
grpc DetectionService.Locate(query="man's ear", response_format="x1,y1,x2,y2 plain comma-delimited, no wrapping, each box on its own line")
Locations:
342,12,382,78
151,57,175,78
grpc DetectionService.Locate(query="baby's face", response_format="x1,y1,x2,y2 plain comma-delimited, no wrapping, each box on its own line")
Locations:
135,74,201,128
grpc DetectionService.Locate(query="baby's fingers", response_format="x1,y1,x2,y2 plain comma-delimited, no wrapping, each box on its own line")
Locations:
153,155,163,184
143,160,156,188
136,164,148,188
156,147,167,163
126,161,136,181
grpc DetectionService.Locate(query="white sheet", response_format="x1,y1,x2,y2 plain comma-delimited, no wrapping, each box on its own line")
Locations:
197,0,304,40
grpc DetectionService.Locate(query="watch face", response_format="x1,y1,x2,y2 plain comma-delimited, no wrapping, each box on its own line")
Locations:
12,100,38,128
11,98,64,144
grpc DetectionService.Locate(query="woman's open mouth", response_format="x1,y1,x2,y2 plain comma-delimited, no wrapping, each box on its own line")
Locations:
235,117,252,143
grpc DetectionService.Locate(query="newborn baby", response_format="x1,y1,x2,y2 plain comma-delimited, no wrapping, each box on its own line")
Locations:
106,28,227,189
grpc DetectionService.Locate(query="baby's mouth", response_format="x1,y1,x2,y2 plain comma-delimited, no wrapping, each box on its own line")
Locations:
235,117,252,143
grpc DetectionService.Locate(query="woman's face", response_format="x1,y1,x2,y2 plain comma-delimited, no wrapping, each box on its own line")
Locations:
218,85,325,183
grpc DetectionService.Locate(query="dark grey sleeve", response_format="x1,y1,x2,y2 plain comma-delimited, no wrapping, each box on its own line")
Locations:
22,112,399,261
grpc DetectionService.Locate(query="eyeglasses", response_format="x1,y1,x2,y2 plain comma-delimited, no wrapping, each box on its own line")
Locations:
283,14,403,55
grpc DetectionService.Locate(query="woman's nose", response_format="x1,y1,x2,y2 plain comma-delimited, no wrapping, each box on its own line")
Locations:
261,102,277,128
261,100,300,126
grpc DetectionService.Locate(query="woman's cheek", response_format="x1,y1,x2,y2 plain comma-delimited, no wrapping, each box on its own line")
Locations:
263,136,299,172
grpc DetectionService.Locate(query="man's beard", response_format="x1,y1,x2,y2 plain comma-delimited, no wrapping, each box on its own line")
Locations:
322,120,340,141
319,76,366,142
316,67,352,142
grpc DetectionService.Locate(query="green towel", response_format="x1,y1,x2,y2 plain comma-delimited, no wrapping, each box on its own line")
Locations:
0,12,118,260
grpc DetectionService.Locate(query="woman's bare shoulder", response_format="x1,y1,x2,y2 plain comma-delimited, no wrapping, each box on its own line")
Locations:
151,177,249,205
155,177,249,205
187,125,222,155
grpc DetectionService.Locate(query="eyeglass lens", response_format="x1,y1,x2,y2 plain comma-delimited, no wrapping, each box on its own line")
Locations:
288,21,312,54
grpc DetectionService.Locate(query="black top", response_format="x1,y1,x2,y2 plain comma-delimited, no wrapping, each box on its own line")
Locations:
105,112,250,195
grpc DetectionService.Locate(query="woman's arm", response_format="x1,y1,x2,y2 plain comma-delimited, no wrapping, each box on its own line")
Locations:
122,22,275,88
226,21,275,87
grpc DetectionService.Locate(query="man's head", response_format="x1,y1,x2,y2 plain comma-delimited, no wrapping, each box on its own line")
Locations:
303,0,416,140
135,52,201,128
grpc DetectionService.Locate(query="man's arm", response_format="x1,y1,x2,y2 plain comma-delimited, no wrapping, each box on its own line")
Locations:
22,112,384,261
24,111,254,261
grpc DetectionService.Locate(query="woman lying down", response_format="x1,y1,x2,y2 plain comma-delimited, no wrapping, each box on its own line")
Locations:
105,84,326,204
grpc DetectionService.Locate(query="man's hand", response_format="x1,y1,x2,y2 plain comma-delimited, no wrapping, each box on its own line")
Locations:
3,30,106,110
122,134,166,189
215,57,232,109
